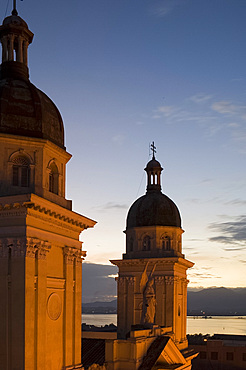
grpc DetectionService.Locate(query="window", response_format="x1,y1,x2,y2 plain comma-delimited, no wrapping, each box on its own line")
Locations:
143,236,151,251
211,352,218,360
226,352,233,361
49,162,59,194
12,156,30,187
162,235,171,250
200,351,207,360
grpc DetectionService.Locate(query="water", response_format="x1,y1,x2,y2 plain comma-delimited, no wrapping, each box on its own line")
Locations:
82,314,246,336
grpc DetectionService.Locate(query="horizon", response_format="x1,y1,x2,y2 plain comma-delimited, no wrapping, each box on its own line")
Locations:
1,0,246,288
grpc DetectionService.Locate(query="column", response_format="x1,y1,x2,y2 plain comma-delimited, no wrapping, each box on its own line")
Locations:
74,250,83,368
0,239,9,370
8,35,14,61
165,276,174,329
63,247,75,367
2,36,8,62
117,277,126,339
25,238,38,370
154,276,165,326
11,239,26,370
23,40,28,66
36,241,50,369
126,277,135,331
17,37,23,63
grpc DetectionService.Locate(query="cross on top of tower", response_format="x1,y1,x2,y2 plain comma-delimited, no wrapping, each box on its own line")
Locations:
150,141,156,159
12,0,22,16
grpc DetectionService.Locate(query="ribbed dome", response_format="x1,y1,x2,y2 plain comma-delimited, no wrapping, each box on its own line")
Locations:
0,78,64,148
126,191,181,229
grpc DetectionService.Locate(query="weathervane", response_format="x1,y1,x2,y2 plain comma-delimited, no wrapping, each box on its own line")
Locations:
150,141,156,159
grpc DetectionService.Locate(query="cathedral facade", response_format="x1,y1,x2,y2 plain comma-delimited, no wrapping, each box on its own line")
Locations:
0,7,95,370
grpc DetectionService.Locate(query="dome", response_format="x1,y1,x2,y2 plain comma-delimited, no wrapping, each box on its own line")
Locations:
3,14,28,28
145,158,162,171
126,148,181,229
0,78,65,148
0,11,64,148
126,191,181,229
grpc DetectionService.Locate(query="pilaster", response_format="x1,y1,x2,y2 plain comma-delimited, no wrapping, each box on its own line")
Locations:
36,240,51,369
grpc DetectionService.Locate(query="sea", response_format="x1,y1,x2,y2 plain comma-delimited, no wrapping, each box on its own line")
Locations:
82,314,246,336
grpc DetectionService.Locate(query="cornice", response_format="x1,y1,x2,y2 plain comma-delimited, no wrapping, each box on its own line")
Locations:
110,257,194,268
0,194,96,230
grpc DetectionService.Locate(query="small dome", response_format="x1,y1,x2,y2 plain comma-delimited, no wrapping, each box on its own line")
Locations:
0,78,64,148
126,191,181,229
145,158,162,171
3,14,28,28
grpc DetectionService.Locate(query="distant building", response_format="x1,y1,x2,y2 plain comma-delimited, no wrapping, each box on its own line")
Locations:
189,334,246,370
0,6,96,370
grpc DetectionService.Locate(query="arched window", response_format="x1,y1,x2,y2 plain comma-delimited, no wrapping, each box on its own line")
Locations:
143,235,151,251
162,236,171,251
49,162,59,194
12,156,30,187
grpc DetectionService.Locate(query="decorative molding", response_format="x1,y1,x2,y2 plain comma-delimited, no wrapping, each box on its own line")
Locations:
126,276,135,286
47,293,62,321
154,276,165,285
64,247,84,265
47,277,65,290
0,201,89,229
118,277,126,286
165,276,175,285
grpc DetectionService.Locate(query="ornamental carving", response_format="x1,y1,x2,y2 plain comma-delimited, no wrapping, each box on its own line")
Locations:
165,276,174,285
118,277,126,286
126,276,135,286
64,247,84,265
47,293,62,321
154,276,165,285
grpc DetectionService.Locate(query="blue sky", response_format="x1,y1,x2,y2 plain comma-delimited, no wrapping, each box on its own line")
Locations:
2,0,246,288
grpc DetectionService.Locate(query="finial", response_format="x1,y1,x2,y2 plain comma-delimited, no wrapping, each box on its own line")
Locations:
150,141,156,159
12,0,18,16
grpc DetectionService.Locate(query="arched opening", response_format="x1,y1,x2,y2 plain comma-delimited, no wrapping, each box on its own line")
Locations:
162,235,171,251
143,235,151,251
12,155,30,187
49,162,59,195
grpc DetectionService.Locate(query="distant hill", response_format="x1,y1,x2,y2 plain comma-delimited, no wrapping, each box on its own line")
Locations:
187,287,246,315
82,287,246,315
82,299,117,314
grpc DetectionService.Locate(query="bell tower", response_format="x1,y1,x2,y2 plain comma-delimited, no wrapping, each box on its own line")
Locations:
0,5,96,370
111,144,193,350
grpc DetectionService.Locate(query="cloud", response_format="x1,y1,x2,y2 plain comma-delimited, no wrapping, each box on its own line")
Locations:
225,199,246,206
94,202,128,212
189,94,213,104
211,101,238,115
151,0,186,18
103,202,128,210
209,215,246,249
155,105,175,117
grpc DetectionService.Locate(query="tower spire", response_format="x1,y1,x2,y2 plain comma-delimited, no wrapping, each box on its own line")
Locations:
12,0,18,16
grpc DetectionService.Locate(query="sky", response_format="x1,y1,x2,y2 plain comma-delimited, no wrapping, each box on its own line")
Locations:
1,0,246,289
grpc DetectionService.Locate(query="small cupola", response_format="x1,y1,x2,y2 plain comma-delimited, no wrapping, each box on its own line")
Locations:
144,142,163,193
0,2,34,80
